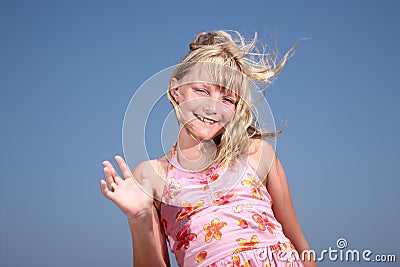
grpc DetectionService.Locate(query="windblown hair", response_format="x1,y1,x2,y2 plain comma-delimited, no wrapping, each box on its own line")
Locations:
167,30,295,167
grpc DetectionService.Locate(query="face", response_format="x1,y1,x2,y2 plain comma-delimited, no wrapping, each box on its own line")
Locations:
170,78,238,140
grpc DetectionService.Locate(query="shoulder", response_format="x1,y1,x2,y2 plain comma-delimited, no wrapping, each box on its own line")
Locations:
247,138,276,184
132,151,172,202
133,155,170,180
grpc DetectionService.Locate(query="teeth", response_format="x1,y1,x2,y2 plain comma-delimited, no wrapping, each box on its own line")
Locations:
197,115,215,124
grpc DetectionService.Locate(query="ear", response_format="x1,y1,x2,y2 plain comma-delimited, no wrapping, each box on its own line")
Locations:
169,78,180,102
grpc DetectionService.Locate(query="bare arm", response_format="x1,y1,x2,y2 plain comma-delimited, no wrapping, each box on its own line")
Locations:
128,205,170,267
101,157,170,267
248,139,316,267
265,150,316,267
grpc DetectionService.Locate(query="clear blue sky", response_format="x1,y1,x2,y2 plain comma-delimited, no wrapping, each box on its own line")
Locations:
1,1,399,266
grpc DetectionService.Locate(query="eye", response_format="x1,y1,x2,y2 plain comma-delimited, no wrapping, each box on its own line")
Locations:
195,88,208,94
223,98,234,104
223,97,237,105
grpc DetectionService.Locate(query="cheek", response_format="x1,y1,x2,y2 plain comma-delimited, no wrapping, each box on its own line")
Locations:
221,105,236,122
178,97,203,113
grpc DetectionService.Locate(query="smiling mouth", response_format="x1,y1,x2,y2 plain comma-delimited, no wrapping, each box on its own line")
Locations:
194,114,218,125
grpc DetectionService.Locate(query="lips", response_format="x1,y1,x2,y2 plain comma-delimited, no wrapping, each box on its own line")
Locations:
194,114,218,125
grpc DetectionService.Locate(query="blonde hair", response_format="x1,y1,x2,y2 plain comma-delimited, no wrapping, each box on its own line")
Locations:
168,30,295,167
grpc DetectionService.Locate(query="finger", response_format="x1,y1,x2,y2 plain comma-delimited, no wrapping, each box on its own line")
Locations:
103,160,123,185
110,181,117,191
114,155,133,180
103,160,119,177
103,167,117,187
100,180,114,200
103,161,122,185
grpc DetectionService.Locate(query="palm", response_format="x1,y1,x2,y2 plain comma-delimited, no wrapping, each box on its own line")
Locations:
100,156,153,220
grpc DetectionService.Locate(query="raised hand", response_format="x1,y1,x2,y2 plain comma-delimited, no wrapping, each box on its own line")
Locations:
100,156,153,221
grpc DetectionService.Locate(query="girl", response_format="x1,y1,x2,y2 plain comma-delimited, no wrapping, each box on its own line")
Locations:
100,30,316,267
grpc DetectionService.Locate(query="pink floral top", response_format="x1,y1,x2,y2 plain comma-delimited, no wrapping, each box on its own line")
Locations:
160,144,292,267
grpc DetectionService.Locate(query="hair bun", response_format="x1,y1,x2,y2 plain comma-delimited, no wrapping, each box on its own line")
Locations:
189,31,233,51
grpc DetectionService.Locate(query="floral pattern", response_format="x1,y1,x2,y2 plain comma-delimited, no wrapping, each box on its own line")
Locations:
226,254,251,267
160,143,303,267
176,200,204,220
213,191,237,206
237,219,248,229
175,223,197,252
162,177,182,202
241,173,265,200
196,251,207,263
252,212,276,236
200,173,220,191
233,235,259,254
233,205,243,213
204,218,228,242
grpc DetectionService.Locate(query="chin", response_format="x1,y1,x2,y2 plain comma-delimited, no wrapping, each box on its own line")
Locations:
187,127,220,140
198,131,226,142
194,133,218,141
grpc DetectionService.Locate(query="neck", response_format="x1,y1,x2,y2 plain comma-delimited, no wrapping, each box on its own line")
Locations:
176,126,217,172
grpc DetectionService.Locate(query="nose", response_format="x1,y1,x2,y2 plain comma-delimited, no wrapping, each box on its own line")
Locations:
202,99,218,115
